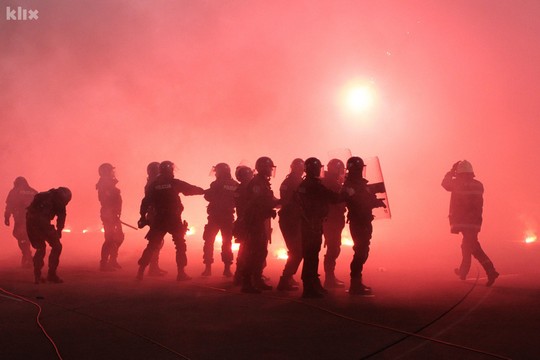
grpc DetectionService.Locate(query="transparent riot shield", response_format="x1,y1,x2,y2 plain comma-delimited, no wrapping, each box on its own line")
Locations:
364,156,391,219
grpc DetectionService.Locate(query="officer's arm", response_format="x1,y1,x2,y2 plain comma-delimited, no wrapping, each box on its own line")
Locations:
441,171,455,191
56,207,67,234
177,180,205,196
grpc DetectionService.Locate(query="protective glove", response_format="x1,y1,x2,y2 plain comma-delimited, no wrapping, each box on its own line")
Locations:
57,228,63,239
451,161,461,174
137,216,148,229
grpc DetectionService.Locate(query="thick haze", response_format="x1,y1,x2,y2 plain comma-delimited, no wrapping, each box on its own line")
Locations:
1,1,539,273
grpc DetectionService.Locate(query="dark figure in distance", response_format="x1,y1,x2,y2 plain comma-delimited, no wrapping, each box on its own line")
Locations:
276,158,304,291
340,157,386,295
138,162,167,276
442,160,499,286
4,176,38,268
202,163,239,277
297,157,341,298
96,163,124,271
232,165,254,285
137,161,205,281
240,156,279,293
26,187,72,284
321,159,347,288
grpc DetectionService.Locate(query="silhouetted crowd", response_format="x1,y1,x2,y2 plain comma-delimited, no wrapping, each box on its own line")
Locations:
4,157,498,297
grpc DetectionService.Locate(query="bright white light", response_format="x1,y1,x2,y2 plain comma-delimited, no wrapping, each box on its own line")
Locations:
275,248,289,260
82,229,89,234
525,234,537,244
342,84,376,114
342,237,354,247
232,243,240,251
62,229,71,233
186,227,195,236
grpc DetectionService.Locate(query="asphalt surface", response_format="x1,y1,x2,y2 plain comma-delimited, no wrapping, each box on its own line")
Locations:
1,239,538,360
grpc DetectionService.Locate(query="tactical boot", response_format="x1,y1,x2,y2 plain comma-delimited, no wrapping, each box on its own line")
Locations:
302,279,324,299
177,269,192,281
348,278,372,296
324,275,345,289
233,272,242,286
135,266,145,281
100,261,116,272
486,271,499,287
223,264,233,278
34,270,46,284
201,264,212,276
47,273,64,284
277,276,299,291
110,260,122,270
454,268,466,281
148,266,167,277
254,276,272,291
241,276,261,294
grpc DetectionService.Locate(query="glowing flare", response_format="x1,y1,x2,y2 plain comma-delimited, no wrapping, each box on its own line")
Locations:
343,84,375,113
62,229,71,233
186,227,195,236
275,248,289,260
100,228,105,233
342,237,354,247
525,235,537,244
232,243,240,251
82,229,89,234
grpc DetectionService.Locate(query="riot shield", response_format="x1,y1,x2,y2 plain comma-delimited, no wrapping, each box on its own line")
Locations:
364,156,391,219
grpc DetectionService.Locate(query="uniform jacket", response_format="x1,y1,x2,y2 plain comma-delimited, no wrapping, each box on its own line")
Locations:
341,175,382,224
278,174,303,220
244,174,278,226
321,173,346,222
5,185,38,223
26,189,68,231
297,177,341,228
96,177,122,219
204,177,239,217
441,172,483,233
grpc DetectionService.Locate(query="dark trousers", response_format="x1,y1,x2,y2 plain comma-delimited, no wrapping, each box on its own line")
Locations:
101,217,124,263
279,216,302,277
27,220,62,277
13,218,32,261
139,221,187,271
458,230,496,276
301,222,323,282
323,218,345,275
242,223,268,280
349,221,373,279
202,215,234,265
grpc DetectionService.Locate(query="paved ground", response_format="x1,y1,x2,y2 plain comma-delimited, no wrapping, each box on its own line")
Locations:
1,247,538,360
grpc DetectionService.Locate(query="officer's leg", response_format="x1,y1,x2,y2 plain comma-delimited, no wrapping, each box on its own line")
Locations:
220,218,234,277
323,221,345,287
27,222,46,284
349,222,373,295
172,224,191,281
109,222,124,269
46,228,63,283
137,229,166,280
466,230,498,284
459,232,474,278
202,218,219,275
100,221,115,268
14,221,33,267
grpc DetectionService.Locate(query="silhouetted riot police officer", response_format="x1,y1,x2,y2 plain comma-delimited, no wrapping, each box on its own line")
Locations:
138,162,167,276
4,177,38,268
277,158,304,291
202,163,239,277
341,157,385,295
26,187,72,284
297,157,341,298
232,165,254,285
96,163,124,271
137,161,204,281
321,159,347,288
241,156,279,293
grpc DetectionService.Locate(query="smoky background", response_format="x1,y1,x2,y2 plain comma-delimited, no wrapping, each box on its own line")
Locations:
1,0,539,278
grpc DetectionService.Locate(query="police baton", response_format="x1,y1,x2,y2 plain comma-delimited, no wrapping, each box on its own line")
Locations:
120,220,139,230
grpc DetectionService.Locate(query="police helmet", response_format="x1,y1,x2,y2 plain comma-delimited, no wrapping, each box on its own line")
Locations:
346,156,365,172
235,166,254,183
159,161,175,177
214,163,231,179
304,157,322,178
56,187,72,205
13,176,29,188
255,156,275,177
98,163,115,177
456,160,475,176
290,158,305,175
327,159,345,176
147,162,160,178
